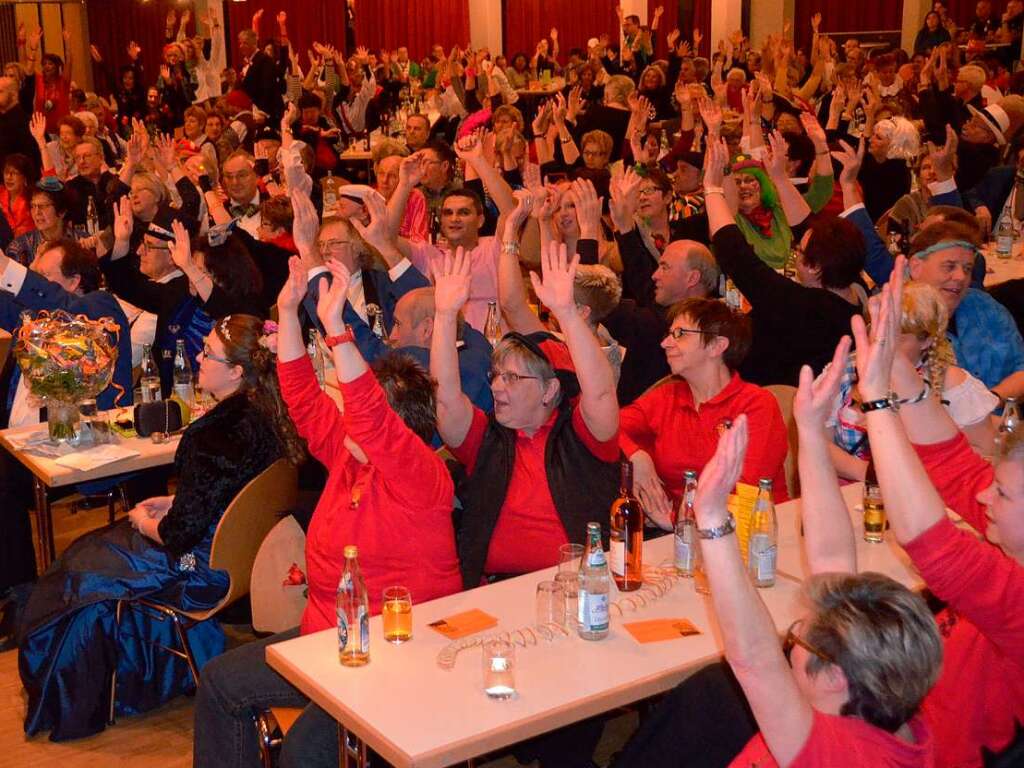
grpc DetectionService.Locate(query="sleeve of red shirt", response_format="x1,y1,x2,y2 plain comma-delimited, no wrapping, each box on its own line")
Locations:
904,517,1024,664
277,356,347,468
339,368,453,508
619,386,662,458
572,405,621,462
739,388,790,500
912,432,993,534
446,406,488,476
401,189,430,242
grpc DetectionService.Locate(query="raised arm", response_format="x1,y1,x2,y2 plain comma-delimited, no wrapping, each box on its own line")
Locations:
456,129,516,217
695,415,815,766
386,153,426,246
430,249,476,447
794,337,858,574
530,242,618,440
764,129,812,227
169,220,214,302
499,190,545,334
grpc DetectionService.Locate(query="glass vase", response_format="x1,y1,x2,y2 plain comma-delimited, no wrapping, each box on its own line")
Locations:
47,399,80,444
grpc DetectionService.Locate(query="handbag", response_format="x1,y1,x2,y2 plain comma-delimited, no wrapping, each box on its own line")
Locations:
133,400,183,437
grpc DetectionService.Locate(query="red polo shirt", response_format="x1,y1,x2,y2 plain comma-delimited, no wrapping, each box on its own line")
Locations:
450,405,620,575
619,373,789,503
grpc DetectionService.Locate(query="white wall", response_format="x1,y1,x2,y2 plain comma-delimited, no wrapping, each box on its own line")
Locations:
468,0,503,55
711,0,745,51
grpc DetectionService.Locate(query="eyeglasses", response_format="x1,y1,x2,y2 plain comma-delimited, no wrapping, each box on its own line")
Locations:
667,327,714,340
30,203,55,212
318,239,352,252
201,343,231,365
782,620,833,665
143,241,170,253
488,370,541,386
582,149,607,159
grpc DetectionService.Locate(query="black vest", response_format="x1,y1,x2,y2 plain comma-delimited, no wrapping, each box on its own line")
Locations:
455,406,620,589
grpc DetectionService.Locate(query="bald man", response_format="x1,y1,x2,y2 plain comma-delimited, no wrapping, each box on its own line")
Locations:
348,286,493,414
0,77,41,173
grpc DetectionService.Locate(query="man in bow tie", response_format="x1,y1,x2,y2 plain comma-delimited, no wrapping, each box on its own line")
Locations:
220,151,264,238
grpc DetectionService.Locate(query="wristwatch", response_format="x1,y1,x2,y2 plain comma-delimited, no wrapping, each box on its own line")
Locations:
697,513,737,540
859,393,899,413
324,327,355,348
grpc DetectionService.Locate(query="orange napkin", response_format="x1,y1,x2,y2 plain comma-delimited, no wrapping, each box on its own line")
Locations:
623,618,701,643
428,609,499,639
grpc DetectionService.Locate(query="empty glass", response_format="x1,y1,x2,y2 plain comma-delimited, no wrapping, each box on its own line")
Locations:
558,543,584,572
482,638,516,700
535,580,565,628
554,571,578,630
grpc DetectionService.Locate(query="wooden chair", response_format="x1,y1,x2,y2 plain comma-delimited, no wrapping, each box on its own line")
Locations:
108,459,298,724
766,384,800,499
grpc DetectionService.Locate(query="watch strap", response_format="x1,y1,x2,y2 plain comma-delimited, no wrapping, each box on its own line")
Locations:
324,327,355,348
697,513,737,540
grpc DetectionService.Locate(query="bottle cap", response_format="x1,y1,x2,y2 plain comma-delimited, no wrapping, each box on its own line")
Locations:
344,545,358,558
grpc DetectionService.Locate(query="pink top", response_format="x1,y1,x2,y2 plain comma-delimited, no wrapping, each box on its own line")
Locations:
408,237,500,333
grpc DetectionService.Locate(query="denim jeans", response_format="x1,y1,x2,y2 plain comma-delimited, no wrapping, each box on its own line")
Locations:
192,627,339,768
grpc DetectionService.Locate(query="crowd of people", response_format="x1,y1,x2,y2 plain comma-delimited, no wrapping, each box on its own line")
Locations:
0,2,1022,767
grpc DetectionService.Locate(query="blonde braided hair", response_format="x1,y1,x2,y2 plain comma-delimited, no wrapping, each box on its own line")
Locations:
900,282,956,396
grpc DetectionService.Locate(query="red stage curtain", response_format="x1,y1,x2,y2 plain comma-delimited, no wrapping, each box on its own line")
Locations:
793,0,904,55
225,0,348,67
503,0,618,63
354,0,470,61
644,1,712,59
692,0,713,58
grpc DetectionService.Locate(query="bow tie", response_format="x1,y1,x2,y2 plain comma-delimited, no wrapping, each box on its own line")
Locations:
230,203,259,219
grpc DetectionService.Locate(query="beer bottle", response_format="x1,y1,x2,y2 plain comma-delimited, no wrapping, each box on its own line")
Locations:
997,396,1020,457
674,470,700,577
747,479,778,588
610,460,643,592
140,344,162,403
577,522,610,640
862,459,886,543
171,340,194,424
337,545,370,666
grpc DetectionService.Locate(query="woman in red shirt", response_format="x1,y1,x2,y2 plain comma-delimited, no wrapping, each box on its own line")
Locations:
0,154,36,239
622,296,789,529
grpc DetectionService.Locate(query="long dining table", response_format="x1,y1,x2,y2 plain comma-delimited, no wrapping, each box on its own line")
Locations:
265,482,921,767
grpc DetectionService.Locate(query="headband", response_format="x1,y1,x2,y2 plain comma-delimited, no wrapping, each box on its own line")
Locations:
910,239,978,261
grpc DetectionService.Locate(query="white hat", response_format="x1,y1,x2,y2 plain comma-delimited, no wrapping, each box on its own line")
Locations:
337,184,378,205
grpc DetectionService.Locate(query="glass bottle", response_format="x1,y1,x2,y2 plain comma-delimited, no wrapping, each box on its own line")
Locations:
674,470,700,577
308,329,326,389
577,522,610,641
322,171,338,213
862,460,886,543
140,343,162,403
337,545,370,667
86,197,99,236
996,209,1014,260
610,460,644,592
747,479,778,588
171,340,194,423
483,301,502,348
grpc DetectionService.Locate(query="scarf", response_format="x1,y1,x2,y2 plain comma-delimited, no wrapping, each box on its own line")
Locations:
741,205,775,238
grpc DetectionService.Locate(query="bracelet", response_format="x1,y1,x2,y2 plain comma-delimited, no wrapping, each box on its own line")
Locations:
900,379,931,407
697,513,737,540
559,136,573,144
704,186,725,196
859,392,899,413
501,241,520,256
324,327,355,348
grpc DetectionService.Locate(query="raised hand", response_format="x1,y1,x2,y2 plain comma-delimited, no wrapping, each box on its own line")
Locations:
170,220,195,273
703,138,729,189
811,12,822,32
571,178,602,237
799,110,827,149
830,138,864,187
529,241,579,318
277,11,288,26
697,96,723,137
667,29,680,50
504,189,534,238
166,9,177,28
694,415,749,525
350,191,395,252
609,165,643,231
317,259,354,335
180,8,191,27
113,196,133,243
153,132,176,172
794,335,852,431
693,29,703,49
89,44,102,63
355,46,370,64
764,129,790,178
160,65,172,82
29,112,46,142
433,246,472,315
289,188,321,262
454,128,486,162
928,124,957,183
851,256,905,404
567,85,583,121
277,255,308,315
399,152,427,188
550,27,558,40
128,41,142,60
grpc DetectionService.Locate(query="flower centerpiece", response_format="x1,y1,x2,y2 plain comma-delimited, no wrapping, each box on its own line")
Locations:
14,310,121,443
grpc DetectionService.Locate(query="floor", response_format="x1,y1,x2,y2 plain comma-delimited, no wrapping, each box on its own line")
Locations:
0,500,639,767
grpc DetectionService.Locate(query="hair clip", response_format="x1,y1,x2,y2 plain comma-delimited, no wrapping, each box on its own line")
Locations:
219,316,232,342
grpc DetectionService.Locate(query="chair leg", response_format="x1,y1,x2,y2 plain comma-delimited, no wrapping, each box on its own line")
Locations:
170,612,201,688
108,599,124,725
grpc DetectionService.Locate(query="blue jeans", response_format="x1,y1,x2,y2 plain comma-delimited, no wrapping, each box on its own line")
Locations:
192,627,339,768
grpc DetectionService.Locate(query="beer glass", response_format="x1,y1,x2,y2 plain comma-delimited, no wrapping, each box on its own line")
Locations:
482,638,516,699
382,586,412,644
535,580,565,628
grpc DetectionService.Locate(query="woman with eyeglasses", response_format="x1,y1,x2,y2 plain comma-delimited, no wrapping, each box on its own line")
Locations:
433,242,620,588
5,180,87,266
18,313,303,741
620,296,789,530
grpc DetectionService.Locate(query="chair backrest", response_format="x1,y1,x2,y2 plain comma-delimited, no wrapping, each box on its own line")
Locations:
201,459,298,617
639,374,675,400
766,384,799,499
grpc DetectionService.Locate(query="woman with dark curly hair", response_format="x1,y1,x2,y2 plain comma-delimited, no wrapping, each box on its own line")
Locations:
18,312,304,741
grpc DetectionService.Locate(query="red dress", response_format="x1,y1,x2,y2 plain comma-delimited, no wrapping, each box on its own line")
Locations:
0,190,34,238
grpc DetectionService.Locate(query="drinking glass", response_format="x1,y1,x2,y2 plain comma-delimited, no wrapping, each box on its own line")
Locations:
535,580,565,628
554,571,578,630
482,638,516,700
382,586,412,644
558,543,584,573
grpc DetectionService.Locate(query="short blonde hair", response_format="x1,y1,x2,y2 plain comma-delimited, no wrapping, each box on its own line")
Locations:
604,74,635,107
573,265,622,323
372,139,409,166
581,129,613,156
